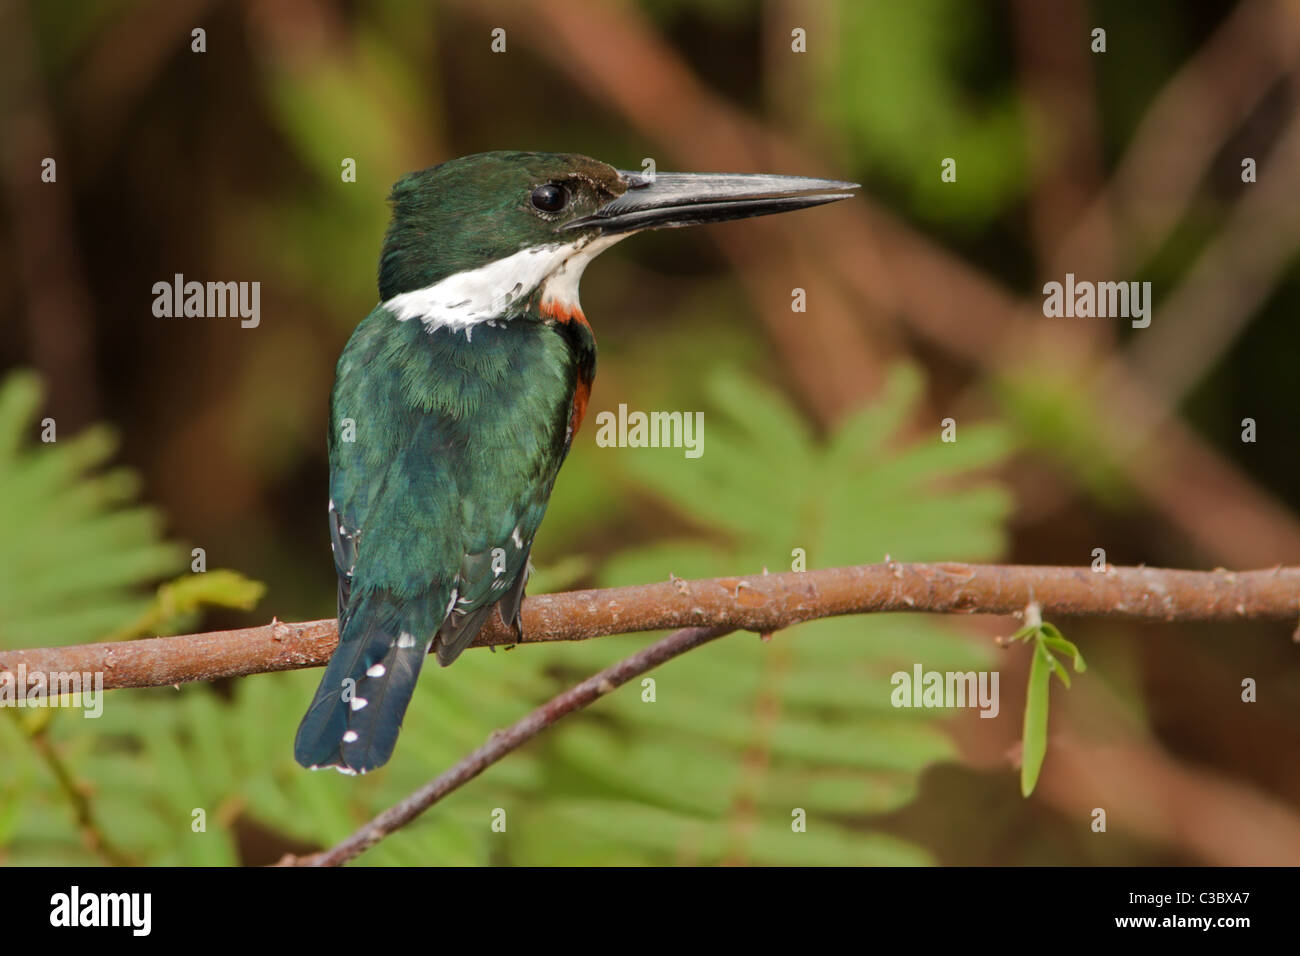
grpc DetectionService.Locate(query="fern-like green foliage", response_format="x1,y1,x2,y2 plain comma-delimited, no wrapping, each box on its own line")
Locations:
2,365,1014,866
505,365,1014,864
0,371,267,865
0,373,183,648
0,365,559,865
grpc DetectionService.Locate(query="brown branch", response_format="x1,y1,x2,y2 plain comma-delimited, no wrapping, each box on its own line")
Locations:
275,625,733,867
3,563,1298,692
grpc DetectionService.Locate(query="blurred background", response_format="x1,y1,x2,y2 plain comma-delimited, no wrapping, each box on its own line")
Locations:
2,0,1299,866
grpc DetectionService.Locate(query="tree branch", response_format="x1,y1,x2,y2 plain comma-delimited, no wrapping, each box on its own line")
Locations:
3,562,1298,691
275,624,733,867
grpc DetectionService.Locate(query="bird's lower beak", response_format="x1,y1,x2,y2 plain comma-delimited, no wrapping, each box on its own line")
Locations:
563,171,859,234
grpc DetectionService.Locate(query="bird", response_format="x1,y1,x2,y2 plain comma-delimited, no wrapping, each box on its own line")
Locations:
294,150,857,774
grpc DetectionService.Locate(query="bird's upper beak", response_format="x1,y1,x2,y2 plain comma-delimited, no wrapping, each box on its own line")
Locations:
563,170,859,234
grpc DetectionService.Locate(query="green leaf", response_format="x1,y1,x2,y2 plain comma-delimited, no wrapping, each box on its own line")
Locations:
1008,623,1038,643
1041,624,1087,673
1021,641,1053,797
519,363,1013,863
1045,646,1071,689
104,569,267,641
0,371,188,648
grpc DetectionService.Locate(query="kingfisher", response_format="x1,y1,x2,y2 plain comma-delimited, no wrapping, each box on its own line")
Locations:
294,150,856,773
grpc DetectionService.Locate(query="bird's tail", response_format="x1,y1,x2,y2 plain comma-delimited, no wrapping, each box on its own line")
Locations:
293,590,439,774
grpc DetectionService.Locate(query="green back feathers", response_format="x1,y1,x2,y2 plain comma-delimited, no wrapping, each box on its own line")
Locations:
329,307,581,598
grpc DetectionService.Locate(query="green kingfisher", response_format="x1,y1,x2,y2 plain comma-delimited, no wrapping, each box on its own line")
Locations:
294,150,856,773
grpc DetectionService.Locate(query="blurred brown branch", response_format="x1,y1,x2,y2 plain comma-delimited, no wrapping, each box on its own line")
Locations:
4,562,1297,693
1040,731,1300,867
1054,0,1300,272
0,0,102,426
1012,0,1112,285
275,624,733,867
1122,91,1300,402
469,0,1300,568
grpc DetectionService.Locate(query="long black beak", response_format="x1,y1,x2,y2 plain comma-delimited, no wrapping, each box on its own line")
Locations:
563,170,859,234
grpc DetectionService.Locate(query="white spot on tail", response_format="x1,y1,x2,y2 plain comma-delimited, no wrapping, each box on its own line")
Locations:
342,730,358,743
350,696,368,711
366,663,386,678
396,632,415,649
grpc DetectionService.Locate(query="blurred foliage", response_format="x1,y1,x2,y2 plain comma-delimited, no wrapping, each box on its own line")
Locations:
104,569,266,642
3,0,1297,867
825,0,1029,227
0,371,182,647
512,367,1011,864
0,369,272,863
1,364,1011,865
993,370,1130,507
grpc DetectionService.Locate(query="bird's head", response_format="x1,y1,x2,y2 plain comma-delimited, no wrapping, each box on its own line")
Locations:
378,150,856,328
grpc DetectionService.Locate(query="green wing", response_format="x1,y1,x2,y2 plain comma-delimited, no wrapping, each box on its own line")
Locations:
296,306,582,772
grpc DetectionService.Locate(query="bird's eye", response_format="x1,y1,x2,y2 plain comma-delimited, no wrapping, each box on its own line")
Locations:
530,183,568,213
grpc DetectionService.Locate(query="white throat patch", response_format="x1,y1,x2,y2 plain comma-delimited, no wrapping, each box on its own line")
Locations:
382,234,628,335
538,233,626,315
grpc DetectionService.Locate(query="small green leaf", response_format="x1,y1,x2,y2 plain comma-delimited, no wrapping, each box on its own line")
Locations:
1007,623,1038,643
104,569,266,641
1041,626,1086,673
1044,646,1071,689
1021,641,1053,797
